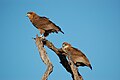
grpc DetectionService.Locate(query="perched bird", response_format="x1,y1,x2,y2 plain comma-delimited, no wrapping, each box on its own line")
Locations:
27,12,64,37
62,42,92,70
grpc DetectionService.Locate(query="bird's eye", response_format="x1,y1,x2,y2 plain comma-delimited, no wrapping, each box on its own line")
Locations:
62,44,66,47
27,12,32,15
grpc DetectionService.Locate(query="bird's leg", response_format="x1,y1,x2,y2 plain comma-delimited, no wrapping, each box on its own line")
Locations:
39,35,46,40
38,29,46,42
39,29,46,39
40,35,43,37
42,36,46,41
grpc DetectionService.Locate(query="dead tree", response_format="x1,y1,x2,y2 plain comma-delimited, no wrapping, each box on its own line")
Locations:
34,35,83,80
34,35,53,80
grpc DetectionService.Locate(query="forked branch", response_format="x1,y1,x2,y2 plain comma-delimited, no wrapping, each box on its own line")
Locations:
34,35,53,80
34,35,83,80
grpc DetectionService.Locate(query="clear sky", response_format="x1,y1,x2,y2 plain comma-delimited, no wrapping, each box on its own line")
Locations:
0,0,120,80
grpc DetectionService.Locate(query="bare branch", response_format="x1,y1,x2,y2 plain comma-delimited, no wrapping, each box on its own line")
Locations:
42,38,83,80
67,54,83,80
34,35,83,80
35,35,53,80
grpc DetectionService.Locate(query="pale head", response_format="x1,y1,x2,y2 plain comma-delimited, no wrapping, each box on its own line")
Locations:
62,42,71,53
27,12,36,19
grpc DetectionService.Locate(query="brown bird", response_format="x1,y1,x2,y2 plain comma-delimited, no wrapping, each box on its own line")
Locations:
27,12,64,37
62,42,92,70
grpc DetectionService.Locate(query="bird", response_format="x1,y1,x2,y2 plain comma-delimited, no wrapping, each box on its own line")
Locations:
27,11,64,37
62,42,92,70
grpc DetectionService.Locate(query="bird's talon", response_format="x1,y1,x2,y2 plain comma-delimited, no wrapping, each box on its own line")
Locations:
40,35,43,38
42,36,46,39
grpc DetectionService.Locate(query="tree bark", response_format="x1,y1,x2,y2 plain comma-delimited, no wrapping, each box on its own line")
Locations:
35,35,53,80
34,35,83,80
67,54,83,80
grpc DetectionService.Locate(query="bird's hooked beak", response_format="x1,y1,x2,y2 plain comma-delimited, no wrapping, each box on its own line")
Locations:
26,13,30,17
62,43,69,49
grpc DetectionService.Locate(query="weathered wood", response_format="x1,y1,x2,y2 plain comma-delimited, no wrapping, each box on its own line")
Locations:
35,35,53,80
42,38,83,80
67,53,83,80
34,35,83,80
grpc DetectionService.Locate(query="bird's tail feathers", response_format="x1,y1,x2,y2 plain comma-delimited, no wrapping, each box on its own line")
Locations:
60,30,64,34
89,64,92,70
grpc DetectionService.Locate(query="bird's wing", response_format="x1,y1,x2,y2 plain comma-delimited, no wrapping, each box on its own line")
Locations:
37,17,63,31
71,47,90,63
32,16,50,29
71,47,84,56
33,16,64,33
70,47,92,69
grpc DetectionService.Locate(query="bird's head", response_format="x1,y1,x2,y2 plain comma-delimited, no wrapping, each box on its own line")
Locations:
27,12,36,19
62,42,71,53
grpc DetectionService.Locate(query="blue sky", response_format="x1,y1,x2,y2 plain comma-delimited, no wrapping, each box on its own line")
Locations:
0,0,120,80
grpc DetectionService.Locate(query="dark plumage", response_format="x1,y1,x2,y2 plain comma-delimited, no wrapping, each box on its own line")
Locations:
62,42,92,70
27,12,64,37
